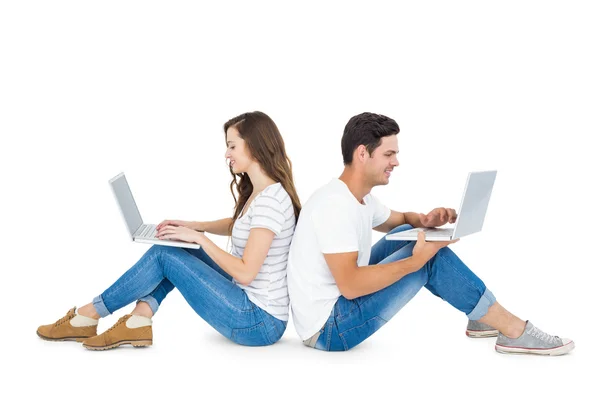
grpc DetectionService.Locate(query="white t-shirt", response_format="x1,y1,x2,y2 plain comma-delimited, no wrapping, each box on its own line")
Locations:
231,182,296,321
287,179,391,340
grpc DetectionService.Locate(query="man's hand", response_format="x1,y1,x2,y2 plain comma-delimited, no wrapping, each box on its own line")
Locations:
412,231,459,266
419,207,457,228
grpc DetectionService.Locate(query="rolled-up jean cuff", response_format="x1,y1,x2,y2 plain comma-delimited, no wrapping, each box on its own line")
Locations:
467,288,496,320
92,295,111,318
137,295,159,315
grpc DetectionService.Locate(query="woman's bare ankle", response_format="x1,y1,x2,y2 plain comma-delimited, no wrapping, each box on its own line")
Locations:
131,301,154,318
77,303,100,320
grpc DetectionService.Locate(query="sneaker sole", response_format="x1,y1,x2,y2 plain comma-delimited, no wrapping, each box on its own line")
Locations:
495,340,575,356
36,331,92,343
466,329,499,338
82,339,152,351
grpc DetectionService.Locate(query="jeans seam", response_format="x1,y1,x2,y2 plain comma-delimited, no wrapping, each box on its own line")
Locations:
253,307,271,344
339,331,349,351
334,315,349,351
264,313,285,343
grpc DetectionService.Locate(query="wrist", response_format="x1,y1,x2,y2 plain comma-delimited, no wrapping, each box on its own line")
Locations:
405,212,423,228
192,221,205,232
195,232,207,246
407,255,426,271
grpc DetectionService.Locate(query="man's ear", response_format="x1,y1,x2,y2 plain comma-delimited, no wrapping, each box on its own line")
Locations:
356,144,367,163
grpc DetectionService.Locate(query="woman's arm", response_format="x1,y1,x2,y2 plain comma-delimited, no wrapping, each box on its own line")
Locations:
195,228,275,285
192,218,233,236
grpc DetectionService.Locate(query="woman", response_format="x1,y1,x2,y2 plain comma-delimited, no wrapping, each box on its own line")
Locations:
37,111,302,350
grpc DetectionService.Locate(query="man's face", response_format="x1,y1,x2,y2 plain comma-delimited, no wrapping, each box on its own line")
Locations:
365,135,399,186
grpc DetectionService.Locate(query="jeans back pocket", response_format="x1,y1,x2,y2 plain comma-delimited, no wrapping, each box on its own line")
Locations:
230,322,270,346
339,316,387,350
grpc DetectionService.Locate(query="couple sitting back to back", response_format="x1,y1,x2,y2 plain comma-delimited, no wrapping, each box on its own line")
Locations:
38,111,574,356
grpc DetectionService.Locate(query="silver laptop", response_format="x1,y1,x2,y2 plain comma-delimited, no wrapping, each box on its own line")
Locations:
109,172,200,249
386,170,497,242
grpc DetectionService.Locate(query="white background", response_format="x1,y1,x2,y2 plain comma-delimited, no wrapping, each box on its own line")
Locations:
1,1,598,399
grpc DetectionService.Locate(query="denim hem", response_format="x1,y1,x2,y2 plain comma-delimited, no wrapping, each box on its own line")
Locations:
137,295,159,315
92,295,111,318
467,288,496,320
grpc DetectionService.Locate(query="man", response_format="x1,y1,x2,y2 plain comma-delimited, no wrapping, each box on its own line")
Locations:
287,112,574,355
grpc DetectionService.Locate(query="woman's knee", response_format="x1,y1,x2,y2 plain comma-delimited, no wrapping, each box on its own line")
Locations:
148,244,165,254
149,244,184,256
146,245,188,270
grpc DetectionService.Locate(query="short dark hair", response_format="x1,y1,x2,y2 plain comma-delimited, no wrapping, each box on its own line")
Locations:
341,112,400,165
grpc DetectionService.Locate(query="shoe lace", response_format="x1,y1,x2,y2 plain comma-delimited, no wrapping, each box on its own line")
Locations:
54,310,74,327
106,316,129,333
527,325,558,344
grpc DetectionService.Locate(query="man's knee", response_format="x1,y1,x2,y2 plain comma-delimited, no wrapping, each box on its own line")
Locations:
389,223,414,234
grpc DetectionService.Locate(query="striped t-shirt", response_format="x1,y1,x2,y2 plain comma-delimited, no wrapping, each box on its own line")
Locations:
231,182,296,321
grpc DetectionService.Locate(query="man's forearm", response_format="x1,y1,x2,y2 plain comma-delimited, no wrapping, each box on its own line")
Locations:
403,212,424,228
343,256,426,299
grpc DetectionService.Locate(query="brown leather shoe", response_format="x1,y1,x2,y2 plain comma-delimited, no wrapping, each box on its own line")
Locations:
37,307,98,342
82,314,152,351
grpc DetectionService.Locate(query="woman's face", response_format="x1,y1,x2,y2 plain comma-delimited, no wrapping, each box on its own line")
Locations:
225,126,253,174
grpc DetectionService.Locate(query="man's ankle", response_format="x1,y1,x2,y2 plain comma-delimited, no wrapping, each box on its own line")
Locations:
502,320,526,339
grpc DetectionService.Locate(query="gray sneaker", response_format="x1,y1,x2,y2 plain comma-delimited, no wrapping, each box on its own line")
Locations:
495,320,574,356
466,320,499,338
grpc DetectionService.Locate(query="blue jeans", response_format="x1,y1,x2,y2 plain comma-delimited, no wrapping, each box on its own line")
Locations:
92,245,287,346
312,224,496,351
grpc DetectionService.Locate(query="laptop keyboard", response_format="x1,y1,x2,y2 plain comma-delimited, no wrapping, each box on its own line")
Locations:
136,224,158,239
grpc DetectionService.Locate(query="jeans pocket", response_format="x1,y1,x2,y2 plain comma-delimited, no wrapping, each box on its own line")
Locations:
339,316,387,351
335,298,358,322
230,322,270,346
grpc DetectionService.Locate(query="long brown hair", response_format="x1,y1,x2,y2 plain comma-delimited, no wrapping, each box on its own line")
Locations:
224,111,302,234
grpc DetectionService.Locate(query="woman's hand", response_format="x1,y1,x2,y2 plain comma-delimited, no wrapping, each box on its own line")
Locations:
156,225,206,245
412,231,459,265
157,219,196,231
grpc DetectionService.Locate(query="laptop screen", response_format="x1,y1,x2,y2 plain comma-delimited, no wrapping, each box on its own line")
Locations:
453,170,497,239
109,173,143,237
